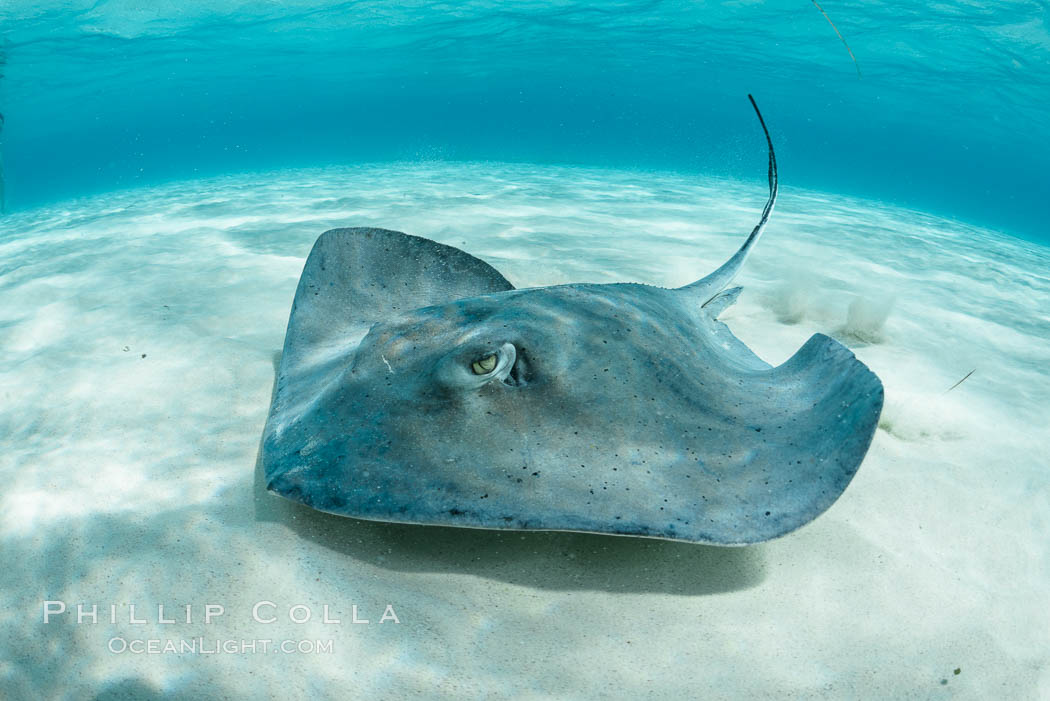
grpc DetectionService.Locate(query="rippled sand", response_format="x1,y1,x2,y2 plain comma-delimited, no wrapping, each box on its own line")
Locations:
1,163,1048,699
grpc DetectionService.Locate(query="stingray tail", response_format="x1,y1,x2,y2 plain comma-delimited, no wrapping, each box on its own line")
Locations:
679,95,778,306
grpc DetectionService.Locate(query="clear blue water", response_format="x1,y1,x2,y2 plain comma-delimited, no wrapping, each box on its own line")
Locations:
1,1,1048,242
4,5,1050,697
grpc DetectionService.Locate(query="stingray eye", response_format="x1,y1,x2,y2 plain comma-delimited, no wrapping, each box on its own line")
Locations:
472,354,498,375
436,343,517,391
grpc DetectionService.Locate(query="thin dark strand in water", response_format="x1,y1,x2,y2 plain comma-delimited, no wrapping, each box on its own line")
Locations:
811,0,862,78
945,369,976,393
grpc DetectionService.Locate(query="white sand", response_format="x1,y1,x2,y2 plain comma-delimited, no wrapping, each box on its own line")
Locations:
1,163,1048,699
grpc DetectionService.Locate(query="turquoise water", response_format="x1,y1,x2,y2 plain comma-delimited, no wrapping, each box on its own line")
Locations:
3,5,1050,697
1,1,1048,241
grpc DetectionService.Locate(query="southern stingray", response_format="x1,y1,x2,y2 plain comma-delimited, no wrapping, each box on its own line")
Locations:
262,96,884,545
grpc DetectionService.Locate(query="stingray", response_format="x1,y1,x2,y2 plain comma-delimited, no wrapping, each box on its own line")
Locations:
262,96,883,545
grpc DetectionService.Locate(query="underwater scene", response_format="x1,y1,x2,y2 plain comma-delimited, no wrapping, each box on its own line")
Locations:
1,2,1048,699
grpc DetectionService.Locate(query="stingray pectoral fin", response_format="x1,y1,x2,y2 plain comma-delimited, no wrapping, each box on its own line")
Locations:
274,226,515,385
718,333,883,544
281,227,514,358
274,226,513,395
263,227,515,480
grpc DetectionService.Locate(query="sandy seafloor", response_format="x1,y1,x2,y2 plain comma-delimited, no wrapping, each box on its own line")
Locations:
1,162,1048,700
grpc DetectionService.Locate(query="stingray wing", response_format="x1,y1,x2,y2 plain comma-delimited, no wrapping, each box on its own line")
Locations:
264,227,514,480
690,330,883,544
280,227,513,363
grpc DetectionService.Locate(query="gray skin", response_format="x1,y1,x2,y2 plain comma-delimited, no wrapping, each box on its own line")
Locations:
262,99,884,545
